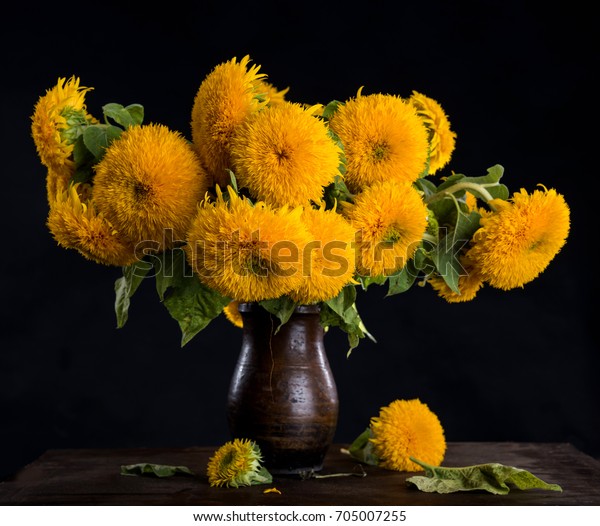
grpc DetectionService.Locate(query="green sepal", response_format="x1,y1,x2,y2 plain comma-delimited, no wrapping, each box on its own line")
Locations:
406,458,563,495
114,258,153,328
323,175,353,209
259,296,297,333
120,463,194,478
347,427,380,466
250,466,273,486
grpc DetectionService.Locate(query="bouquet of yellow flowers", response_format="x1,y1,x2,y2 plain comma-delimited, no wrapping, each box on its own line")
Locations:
31,55,570,351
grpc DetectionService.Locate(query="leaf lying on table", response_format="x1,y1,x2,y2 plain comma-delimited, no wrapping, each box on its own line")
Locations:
120,463,195,478
406,457,562,495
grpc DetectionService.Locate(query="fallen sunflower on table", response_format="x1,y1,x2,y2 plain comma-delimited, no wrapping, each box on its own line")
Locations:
347,398,446,472
206,438,273,488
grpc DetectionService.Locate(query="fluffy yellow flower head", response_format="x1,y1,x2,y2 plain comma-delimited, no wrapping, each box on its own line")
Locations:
289,206,357,304
223,300,243,328
466,187,570,290
230,102,342,207
93,123,209,251
345,180,428,277
428,256,484,303
328,92,429,193
191,55,267,188
46,184,137,266
408,90,457,175
206,438,272,488
31,76,97,200
370,399,447,472
186,187,311,302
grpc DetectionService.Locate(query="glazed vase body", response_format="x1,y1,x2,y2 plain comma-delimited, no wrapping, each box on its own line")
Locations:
226,303,339,474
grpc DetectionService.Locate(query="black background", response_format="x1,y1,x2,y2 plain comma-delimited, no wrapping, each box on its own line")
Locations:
1,1,597,480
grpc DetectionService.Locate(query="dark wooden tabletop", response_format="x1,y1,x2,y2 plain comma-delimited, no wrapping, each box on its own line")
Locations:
1,442,599,506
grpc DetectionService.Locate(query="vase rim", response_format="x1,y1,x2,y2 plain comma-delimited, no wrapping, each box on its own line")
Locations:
238,302,321,314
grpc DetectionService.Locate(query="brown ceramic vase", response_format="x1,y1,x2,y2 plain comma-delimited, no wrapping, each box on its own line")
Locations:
226,302,339,474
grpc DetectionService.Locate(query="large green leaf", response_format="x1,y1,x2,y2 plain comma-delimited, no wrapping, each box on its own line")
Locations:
82,124,122,158
406,458,562,495
321,288,374,355
120,463,194,478
114,259,153,328
431,210,481,294
259,296,297,333
102,103,144,128
154,250,230,346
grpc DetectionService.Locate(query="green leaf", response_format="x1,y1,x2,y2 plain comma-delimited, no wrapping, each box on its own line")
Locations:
324,285,357,318
258,296,297,333
124,103,144,126
103,103,144,128
431,211,481,294
155,250,230,346
413,177,438,199
120,463,194,478
114,259,153,328
82,124,122,159
320,293,372,356
347,428,379,466
386,260,418,296
357,274,387,291
321,99,343,120
406,458,562,495
71,135,96,184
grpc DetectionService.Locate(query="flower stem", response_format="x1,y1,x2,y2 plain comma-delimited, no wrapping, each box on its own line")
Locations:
426,182,498,211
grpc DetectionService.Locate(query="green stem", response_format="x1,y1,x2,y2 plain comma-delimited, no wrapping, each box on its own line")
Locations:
422,233,437,244
426,182,498,211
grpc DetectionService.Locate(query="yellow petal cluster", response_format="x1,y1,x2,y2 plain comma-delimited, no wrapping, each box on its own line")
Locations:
223,300,244,328
206,438,266,488
345,180,428,277
370,399,446,472
30,76,96,201
254,79,290,106
231,102,342,207
93,123,209,251
428,256,484,303
408,90,456,175
46,184,137,266
289,206,357,304
186,188,311,302
191,55,267,188
466,187,570,290
328,92,429,193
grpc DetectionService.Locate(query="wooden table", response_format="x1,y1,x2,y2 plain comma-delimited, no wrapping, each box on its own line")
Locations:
1,442,599,506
